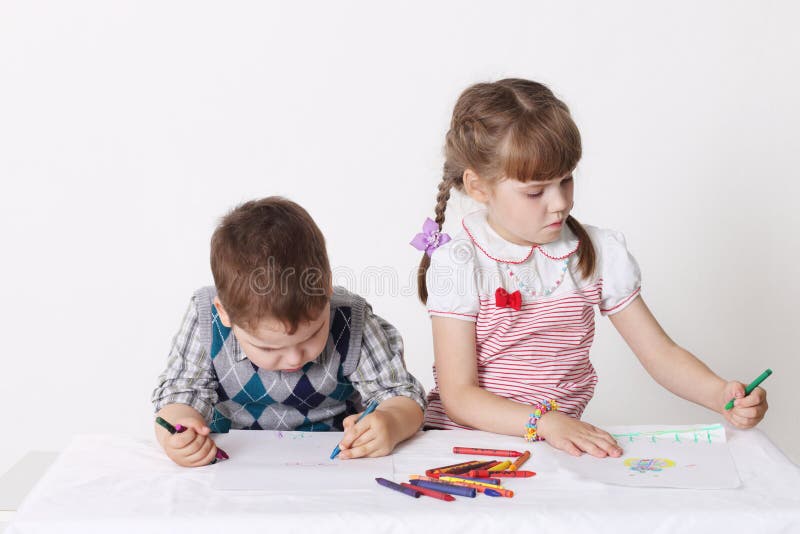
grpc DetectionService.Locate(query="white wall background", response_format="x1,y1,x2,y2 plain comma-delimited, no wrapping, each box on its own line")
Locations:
1,1,798,475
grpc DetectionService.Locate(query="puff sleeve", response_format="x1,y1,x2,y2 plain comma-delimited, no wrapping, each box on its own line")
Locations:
598,230,642,316
424,239,480,322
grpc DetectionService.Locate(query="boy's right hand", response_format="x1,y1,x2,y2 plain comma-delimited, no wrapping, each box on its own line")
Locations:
160,421,220,467
536,411,623,458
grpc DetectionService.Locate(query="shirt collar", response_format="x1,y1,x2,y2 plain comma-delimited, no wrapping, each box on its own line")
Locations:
461,209,580,264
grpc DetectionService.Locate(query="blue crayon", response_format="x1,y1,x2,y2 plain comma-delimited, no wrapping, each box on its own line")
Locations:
376,477,421,498
411,479,476,498
330,400,380,459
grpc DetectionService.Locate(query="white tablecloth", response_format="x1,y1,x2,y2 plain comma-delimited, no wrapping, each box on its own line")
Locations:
8,427,800,534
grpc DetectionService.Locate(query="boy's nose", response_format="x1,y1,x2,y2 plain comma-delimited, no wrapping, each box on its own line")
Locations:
285,349,305,366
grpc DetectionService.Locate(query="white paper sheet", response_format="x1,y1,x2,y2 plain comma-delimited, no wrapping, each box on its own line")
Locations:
556,424,741,488
211,430,394,491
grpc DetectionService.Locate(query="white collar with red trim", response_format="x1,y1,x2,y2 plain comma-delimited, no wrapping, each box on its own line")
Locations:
461,210,580,264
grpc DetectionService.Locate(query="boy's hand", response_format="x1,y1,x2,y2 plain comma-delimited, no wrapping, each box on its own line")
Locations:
336,410,397,459
537,411,623,458
720,381,768,429
160,420,220,467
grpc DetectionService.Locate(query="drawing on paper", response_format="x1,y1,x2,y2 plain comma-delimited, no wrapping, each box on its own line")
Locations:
624,457,676,474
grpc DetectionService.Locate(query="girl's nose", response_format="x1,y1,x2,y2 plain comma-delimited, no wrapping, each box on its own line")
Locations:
548,186,570,213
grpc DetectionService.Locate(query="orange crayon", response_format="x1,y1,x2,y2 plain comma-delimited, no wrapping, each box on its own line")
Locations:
509,450,531,471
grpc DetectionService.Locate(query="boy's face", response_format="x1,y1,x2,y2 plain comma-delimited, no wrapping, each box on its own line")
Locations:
214,298,330,372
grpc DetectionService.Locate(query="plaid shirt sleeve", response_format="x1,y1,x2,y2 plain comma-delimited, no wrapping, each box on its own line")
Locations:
151,296,219,421
348,305,427,414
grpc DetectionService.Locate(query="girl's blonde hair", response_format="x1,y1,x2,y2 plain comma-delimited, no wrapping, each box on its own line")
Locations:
418,78,596,303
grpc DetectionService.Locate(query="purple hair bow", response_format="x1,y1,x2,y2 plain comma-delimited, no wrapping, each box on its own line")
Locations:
410,218,451,257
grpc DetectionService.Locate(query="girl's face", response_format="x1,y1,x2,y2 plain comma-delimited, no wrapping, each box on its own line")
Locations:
466,171,575,246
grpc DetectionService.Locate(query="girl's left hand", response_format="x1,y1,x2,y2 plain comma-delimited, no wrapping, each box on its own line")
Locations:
336,410,397,459
720,381,768,429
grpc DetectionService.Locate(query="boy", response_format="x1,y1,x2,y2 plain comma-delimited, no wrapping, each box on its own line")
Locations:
152,197,426,467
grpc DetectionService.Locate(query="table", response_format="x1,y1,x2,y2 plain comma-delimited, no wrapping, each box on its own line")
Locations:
0,452,58,534
7,427,800,533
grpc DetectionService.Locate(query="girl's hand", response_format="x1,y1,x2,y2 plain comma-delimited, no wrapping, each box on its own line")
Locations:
720,381,768,429
537,411,623,458
336,410,397,459
161,420,219,467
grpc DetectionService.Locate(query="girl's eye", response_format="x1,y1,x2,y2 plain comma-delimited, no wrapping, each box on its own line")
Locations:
526,191,543,198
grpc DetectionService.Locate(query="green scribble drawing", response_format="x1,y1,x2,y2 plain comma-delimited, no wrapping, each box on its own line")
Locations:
612,424,723,444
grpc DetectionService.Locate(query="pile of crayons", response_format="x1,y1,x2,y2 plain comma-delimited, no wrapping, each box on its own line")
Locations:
376,447,534,501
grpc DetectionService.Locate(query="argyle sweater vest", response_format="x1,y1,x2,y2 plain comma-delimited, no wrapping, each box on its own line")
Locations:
193,286,366,433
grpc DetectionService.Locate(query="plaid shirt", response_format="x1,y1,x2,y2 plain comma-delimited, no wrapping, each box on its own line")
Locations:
152,286,426,432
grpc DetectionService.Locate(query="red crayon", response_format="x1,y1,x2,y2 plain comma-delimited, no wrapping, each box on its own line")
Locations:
468,469,536,478
453,447,522,457
401,482,455,502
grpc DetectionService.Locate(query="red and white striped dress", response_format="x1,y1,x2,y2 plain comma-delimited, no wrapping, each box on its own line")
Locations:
424,210,641,430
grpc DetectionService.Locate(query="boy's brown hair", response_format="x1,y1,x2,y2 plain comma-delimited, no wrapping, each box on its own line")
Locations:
210,197,331,333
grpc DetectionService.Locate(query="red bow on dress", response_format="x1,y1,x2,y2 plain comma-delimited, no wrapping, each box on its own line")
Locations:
495,288,522,311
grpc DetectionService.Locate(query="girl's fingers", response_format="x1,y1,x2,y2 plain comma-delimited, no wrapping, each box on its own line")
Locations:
559,440,583,457
733,405,760,419
574,437,608,458
589,433,623,457
727,411,753,429
737,388,766,408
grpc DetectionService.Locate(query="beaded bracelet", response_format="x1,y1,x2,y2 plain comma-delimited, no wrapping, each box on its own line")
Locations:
524,399,558,442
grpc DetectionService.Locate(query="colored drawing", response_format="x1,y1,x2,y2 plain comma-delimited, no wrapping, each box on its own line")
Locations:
624,457,676,474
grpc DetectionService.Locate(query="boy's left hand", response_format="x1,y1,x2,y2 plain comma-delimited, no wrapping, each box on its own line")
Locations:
336,410,397,459
720,381,768,429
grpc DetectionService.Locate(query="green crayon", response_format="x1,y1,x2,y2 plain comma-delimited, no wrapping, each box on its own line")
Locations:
725,368,772,410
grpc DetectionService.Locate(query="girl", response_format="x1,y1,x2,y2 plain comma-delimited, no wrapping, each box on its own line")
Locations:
412,78,768,457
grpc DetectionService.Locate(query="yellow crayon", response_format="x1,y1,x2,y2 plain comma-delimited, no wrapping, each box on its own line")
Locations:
488,460,511,471
439,475,504,490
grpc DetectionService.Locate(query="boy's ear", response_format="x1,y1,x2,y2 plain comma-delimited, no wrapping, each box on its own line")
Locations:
213,297,232,328
462,169,491,204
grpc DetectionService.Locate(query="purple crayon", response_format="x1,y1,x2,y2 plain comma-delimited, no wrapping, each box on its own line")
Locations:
156,417,229,463
376,477,421,498
410,479,476,498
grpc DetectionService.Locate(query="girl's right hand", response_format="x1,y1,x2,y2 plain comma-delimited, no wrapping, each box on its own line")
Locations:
536,411,623,458
162,421,220,467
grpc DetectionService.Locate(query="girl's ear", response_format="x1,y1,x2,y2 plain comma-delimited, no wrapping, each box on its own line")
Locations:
462,169,491,204
213,297,232,327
